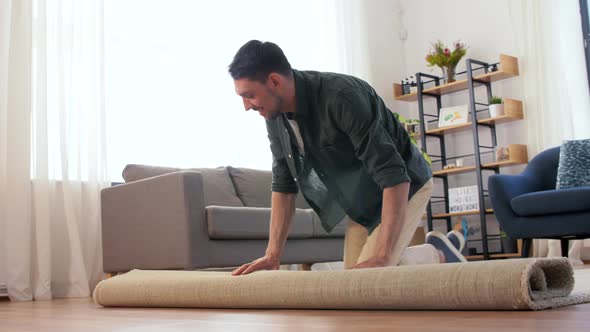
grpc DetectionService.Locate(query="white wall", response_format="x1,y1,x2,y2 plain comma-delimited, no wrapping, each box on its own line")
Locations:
353,0,407,116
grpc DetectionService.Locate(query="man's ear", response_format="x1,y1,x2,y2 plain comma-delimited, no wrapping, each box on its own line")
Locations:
268,73,282,88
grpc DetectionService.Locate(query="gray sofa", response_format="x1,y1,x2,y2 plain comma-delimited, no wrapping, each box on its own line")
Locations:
100,164,346,273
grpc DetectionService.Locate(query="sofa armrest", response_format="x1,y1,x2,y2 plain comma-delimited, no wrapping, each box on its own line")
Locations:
488,174,540,235
101,171,209,273
510,186,590,217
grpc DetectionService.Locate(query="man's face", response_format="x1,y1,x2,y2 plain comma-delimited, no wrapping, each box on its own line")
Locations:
234,76,283,121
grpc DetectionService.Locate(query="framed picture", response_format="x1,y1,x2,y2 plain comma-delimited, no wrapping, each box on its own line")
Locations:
448,185,479,213
438,105,469,128
495,146,510,161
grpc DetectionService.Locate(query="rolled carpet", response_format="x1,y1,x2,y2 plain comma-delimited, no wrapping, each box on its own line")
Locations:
93,258,590,310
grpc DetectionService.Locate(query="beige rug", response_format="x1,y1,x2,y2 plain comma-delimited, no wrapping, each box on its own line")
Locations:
93,258,590,310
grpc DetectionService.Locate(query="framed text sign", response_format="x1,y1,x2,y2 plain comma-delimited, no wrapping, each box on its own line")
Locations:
449,185,479,212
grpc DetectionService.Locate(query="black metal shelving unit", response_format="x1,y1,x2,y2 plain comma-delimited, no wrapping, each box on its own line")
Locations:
395,54,524,260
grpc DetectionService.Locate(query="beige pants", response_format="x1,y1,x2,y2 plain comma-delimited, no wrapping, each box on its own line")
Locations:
343,179,439,269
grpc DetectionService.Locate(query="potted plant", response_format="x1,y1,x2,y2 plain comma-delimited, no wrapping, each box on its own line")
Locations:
394,113,432,166
489,96,504,117
425,40,468,84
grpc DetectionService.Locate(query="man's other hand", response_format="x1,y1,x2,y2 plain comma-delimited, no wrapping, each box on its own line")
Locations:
351,256,389,269
231,255,281,276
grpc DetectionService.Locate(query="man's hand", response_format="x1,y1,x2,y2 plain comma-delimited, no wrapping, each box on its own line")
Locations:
351,256,390,269
231,255,281,276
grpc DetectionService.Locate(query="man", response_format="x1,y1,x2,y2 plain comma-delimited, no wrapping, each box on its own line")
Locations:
229,40,466,276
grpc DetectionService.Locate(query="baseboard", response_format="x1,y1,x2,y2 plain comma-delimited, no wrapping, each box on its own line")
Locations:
0,284,7,297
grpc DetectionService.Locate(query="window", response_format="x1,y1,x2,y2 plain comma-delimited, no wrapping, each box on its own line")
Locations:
104,1,347,181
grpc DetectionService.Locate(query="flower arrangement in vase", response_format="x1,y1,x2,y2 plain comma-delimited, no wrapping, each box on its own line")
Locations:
425,40,467,84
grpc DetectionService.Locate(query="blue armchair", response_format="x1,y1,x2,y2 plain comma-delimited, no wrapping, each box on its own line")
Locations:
488,147,590,258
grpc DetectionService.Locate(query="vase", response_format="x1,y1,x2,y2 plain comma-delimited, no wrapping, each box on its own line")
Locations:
442,66,456,84
489,104,504,117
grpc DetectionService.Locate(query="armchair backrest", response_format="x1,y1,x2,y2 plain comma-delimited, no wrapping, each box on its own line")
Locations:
521,146,560,191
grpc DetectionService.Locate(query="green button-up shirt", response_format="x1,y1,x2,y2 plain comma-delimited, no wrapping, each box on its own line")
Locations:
266,70,432,234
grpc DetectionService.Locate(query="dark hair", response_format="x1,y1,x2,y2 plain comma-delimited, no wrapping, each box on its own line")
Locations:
228,40,292,82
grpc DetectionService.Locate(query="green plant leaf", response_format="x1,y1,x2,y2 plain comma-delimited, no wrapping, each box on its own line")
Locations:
395,112,431,166
489,96,503,104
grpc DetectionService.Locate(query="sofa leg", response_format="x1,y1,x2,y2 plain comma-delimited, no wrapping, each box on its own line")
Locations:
561,239,570,258
522,239,532,258
299,263,312,271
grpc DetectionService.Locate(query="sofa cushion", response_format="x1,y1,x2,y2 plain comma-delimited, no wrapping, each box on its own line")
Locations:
207,206,315,239
557,139,590,189
207,206,346,239
311,213,347,238
122,164,243,207
227,166,310,209
510,187,590,217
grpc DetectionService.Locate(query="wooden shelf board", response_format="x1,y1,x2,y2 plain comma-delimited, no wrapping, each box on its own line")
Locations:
482,144,528,168
432,166,477,176
425,106,523,136
432,209,494,219
477,114,522,125
465,253,522,260
394,90,418,102
482,160,526,168
433,156,528,176
474,55,519,82
394,54,519,102
472,71,516,83
424,116,522,135
478,98,524,125
426,122,472,135
394,78,472,102
424,79,472,96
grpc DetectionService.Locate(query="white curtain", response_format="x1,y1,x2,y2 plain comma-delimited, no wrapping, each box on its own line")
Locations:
333,0,372,82
1,0,33,299
510,0,590,262
0,0,109,301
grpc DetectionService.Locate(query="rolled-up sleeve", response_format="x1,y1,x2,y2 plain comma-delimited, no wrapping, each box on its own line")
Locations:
333,88,410,189
266,119,298,193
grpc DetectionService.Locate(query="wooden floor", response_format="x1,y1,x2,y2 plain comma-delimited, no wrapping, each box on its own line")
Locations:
2,265,590,332
1,296,590,332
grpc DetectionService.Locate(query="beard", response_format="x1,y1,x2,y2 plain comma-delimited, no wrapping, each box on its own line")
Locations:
262,89,284,120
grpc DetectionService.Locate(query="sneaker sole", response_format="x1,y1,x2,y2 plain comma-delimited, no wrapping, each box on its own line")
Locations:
426,231,468,263
447,230,465,252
